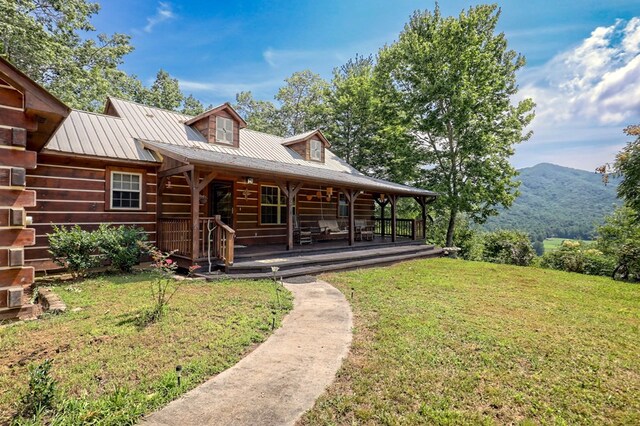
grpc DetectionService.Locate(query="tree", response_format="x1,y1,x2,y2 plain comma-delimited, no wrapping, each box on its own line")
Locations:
597,206,640,280
379,4,535,246
181,94,205,116
145,69,183,111
275,70,329,136
234,91,285,135
599,125,640,219
0,0,136,111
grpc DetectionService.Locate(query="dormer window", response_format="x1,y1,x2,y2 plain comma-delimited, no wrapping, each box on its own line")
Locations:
216,116,234,145
310,139,322,161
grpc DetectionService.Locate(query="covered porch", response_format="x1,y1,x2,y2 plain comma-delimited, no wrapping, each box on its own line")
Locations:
143,139,437,272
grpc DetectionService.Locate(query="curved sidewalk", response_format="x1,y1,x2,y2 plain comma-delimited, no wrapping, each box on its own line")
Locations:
141,280,353,426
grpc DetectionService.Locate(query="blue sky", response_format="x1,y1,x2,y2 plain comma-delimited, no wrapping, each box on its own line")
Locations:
92,0,640,171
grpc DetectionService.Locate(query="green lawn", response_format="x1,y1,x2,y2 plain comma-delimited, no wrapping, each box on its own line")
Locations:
543,237,594,252
0,273,291,425
302,258,640,425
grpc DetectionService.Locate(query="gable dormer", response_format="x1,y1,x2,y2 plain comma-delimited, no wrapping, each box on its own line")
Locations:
185,103,247,148
282,130,331,163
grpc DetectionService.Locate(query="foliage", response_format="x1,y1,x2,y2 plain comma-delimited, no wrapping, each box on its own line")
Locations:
596,206,640,280
598,125,640,219
0,0,136,111
0,273,293,424
181,94,206,116
17,359,57,419
540,240,616,277
145,247,181,322
234,91,286,135
302,259,640,425
96,224,148,273
47,225,100,279
144,69,183,111
378,4,534,246
275,70,329,136
481,230,535,266
485,163,619,240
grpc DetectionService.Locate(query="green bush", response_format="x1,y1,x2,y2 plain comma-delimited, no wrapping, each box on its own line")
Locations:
540,241,616,277
18,359,57,418
97,224,148,272
482,230,535,266
48,225,100,279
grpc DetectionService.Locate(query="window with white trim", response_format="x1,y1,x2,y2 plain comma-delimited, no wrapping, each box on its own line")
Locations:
260,185,295,225
216,116,234,145
310,139,322,161
111,172,141,209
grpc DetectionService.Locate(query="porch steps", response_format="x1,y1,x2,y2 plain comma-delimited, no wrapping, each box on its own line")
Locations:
200,243,444,280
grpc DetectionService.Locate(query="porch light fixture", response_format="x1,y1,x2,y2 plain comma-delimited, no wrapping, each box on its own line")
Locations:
244,177,254,184
166,177,172,189
378,193,386,202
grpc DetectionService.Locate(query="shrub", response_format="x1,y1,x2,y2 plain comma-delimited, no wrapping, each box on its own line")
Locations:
18,359,57,418
97,224,148,272
48,225,100,279
540,241,616,277
482,230,535,266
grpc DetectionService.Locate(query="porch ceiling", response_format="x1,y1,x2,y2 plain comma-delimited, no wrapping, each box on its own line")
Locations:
140,138,437,197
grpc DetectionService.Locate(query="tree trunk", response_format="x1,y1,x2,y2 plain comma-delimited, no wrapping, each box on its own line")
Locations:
445,209,456,247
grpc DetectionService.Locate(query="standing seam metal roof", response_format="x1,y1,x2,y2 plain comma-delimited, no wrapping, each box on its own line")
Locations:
43,97,436,196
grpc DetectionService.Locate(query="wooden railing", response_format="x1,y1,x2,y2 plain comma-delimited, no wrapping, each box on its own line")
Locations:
199,216,235,266
373,218,424,240
158,216,235,267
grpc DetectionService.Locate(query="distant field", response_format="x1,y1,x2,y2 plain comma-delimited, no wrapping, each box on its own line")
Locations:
543,237,594,252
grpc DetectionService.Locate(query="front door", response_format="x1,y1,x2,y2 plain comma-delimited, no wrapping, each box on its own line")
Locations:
209,181,233,226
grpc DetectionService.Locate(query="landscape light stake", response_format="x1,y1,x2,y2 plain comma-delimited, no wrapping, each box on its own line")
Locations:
271,309,276,330
351,287,355,301
175,365,182,387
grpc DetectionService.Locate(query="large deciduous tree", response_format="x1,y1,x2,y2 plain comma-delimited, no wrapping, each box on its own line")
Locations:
275,70,329,136
379,4,535,246
234,91,286,135
0,0,137,111
613,125,640,218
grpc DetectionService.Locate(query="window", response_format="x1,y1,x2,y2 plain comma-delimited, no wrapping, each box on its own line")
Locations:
338,193,349,217
111,172,141,209
260,185,295,225
310,139,322,161
216,116,234,145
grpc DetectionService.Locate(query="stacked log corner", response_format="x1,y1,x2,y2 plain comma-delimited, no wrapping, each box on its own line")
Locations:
0,127,37,320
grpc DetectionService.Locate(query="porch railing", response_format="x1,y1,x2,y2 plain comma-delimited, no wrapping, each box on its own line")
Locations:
157,216,235,267
373,218,424,240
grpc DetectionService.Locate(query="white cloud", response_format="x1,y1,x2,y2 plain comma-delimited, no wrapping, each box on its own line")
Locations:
144,2,175,33
179,78,283,99
515,17,640,170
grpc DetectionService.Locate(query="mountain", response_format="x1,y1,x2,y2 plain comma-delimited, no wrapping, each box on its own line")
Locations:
483,163,620,240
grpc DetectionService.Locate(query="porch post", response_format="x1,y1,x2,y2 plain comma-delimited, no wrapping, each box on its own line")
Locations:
342,189,361,246
414,195,427,240
375,194,389,240
278,181,303,251
190,169,200,261
390,194,398,242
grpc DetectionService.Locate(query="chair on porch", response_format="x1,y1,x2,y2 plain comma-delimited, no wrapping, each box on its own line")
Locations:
294,215,313,245
355,219,375,241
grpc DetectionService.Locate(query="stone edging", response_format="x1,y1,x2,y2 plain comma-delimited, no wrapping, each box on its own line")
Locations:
38,288,67,314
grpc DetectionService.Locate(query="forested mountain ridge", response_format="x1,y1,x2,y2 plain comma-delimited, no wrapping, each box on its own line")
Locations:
483,163,619,240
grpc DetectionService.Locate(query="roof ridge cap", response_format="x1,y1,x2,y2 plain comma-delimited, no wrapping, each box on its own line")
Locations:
108,96,192,117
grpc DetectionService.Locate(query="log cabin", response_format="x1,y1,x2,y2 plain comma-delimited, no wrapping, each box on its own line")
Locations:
1,57,439,286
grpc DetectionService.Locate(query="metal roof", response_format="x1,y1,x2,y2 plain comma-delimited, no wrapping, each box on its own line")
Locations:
44,97,436,196
141,139,437,197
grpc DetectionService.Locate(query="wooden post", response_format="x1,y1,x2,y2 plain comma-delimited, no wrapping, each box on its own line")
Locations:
421,197,427,240
277,181,303,251
190,169,200,261
411,219,417,240
342,189,361,246
375,194,389,240
390,194,397,242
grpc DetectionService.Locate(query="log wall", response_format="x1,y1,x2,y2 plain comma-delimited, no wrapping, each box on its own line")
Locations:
25,153,158,271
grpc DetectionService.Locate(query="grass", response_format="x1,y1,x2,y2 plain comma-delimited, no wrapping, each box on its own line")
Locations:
0,272,292,425
302,258,640,425
543,237,594,252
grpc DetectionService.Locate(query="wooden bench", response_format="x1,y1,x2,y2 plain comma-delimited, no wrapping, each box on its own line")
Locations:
316,219,349,241
355,219,374,241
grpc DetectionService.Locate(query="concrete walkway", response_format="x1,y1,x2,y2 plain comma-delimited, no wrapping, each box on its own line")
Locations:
141,280,352,426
